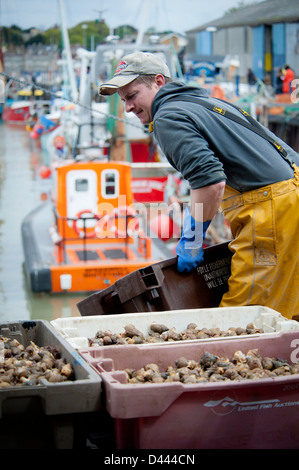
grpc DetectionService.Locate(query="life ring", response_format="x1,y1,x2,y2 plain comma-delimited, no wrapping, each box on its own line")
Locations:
72,209,100,238
95,205,140,239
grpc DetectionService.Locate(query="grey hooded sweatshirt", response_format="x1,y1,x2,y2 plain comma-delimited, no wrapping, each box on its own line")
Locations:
151,81,298,192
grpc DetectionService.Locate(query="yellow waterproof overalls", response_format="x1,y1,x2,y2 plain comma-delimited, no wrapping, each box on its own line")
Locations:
158,95,299,319
220,164,299,319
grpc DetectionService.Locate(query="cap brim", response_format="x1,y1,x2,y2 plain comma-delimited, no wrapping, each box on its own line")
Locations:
99,73,140,95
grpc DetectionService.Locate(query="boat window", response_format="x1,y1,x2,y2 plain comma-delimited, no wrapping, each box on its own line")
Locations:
75,178,89,192
101,169,119,199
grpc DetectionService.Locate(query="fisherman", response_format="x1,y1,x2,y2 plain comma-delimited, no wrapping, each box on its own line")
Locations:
281,65,295,94
99,52,299,319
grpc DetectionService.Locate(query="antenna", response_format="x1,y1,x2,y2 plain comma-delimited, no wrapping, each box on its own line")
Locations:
93,9,107,22
93,8,108,36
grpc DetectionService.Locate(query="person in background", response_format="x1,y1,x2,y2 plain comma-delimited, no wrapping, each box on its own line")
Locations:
282,65,295,94
247,68,257,86
258,73,275,97
99,52,299,319
275,68,284,94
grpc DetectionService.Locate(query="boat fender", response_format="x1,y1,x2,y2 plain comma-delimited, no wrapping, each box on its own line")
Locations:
54,135,66,150
72,209,101,239
95,206,140,239
39,165,52,179
49,225,62,244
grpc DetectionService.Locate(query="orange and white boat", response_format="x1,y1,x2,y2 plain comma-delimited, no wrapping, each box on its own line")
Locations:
22,158,173,294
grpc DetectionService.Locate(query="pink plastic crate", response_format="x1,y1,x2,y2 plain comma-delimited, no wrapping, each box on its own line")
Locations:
80,332,299,449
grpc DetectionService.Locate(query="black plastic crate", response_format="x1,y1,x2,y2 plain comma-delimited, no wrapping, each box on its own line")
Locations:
77,242,232,316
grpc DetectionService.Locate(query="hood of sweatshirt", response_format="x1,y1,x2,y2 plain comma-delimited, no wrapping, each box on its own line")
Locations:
151,80,209,119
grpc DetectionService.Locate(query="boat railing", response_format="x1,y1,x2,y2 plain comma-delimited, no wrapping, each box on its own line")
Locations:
259,100,299,128
52,208,151,263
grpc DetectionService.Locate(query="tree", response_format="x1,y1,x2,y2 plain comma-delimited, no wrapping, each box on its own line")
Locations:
43,27,62,48
2,20,139,49
68,21,109,46
225,1,258,15
114,25,137,40
25,33,45,46
2,26,24,46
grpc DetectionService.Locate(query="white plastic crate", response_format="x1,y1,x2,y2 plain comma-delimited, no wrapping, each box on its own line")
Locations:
51,305,299,350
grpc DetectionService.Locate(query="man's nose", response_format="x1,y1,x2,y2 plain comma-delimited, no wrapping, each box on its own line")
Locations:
125,101,134,112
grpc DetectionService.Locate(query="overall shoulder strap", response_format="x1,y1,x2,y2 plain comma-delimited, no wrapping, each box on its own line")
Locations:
167,95,292,165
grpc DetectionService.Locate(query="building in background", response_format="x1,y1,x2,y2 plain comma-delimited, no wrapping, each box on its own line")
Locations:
186,0,299,83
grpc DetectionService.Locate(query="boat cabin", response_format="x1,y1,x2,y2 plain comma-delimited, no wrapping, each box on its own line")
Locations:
53,160,136,241
42,159,161,292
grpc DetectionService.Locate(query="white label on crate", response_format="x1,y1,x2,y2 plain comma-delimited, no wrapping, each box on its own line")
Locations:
204,394,279,416
204,394,299,416
197,256,231,289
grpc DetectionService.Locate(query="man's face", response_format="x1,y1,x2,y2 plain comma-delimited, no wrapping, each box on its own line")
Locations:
118,75,164,124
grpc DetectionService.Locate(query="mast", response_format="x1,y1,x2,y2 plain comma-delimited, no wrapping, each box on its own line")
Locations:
0,0,4,105
0,0,4,74
135,0,151,47
58,0,78,101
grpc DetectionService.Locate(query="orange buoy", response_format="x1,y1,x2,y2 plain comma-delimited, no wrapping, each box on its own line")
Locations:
54,135,66,149
40,192,48,201
39,165,51,179
150,214,174,241
30,130,39,139
211,84,225,99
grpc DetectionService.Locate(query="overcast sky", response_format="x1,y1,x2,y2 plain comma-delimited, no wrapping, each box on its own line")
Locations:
0,0,264,34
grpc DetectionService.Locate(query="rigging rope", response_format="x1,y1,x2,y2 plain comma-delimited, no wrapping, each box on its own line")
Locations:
0,70,148,133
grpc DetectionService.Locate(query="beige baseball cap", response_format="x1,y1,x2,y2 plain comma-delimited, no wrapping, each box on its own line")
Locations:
99,51,170,96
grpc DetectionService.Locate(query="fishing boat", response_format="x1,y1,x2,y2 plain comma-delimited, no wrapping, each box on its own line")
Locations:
21,156,173,294
2,88,51,124
2,90,31,123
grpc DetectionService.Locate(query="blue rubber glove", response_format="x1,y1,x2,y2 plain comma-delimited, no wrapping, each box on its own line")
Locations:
176,206,211,272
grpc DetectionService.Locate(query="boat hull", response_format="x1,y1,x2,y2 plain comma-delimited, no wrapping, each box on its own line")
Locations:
22,200,172,294
2,104,30,123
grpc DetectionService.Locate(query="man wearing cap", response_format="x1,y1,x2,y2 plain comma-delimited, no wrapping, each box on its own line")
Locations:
99,51,299,319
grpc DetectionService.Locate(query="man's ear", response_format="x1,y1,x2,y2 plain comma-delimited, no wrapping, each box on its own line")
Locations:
155,74,166,88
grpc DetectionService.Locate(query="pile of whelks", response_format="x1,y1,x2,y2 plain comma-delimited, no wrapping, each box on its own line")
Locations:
0,337,74,388
87,322,299,384
88,322,265,347
123,349,299,384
